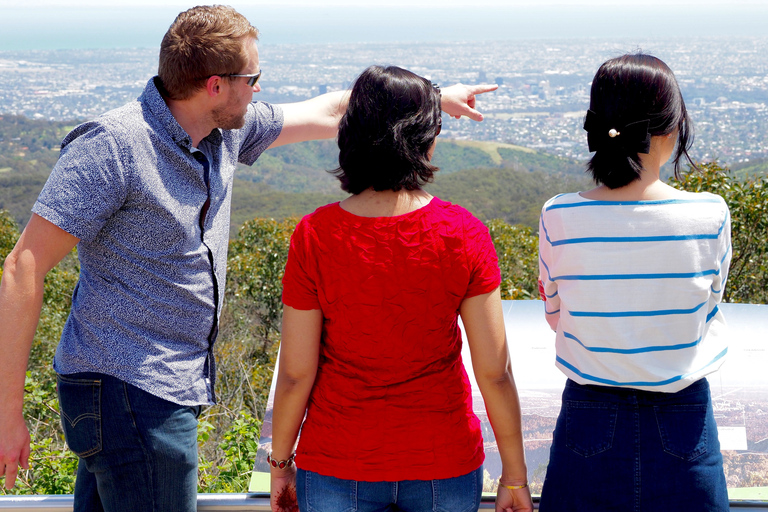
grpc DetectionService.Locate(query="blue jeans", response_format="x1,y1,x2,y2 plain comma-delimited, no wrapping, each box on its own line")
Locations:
56,372,201,512
296,467,483,512
538,378,728,512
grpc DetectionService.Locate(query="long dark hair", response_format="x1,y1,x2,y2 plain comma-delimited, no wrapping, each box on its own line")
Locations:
332,65,442,194
585,53,695,189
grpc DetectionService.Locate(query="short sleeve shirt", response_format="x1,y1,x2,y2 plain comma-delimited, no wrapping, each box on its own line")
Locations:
538,191,732,392
282,197,501,481
33,77,283,405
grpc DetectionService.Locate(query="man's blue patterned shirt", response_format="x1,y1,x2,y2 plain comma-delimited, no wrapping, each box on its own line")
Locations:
33,77,283,405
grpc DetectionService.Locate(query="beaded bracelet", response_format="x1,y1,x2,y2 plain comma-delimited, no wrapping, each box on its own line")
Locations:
267,452,296,470
500,482,528,490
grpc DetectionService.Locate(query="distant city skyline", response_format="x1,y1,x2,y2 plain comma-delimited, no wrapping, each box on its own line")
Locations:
1,1,767,50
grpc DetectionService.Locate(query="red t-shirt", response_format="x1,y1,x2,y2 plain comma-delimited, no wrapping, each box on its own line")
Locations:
281,197,501,481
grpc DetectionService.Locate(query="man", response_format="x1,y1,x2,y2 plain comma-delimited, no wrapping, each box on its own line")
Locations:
0,5,494,511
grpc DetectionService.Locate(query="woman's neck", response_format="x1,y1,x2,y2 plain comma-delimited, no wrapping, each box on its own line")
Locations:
340,188,434,218
581,132,687,201
580,172,686,201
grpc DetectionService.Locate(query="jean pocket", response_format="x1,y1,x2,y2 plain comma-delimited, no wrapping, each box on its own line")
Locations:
303,470,356,512
56,374,102,458
654,404,709,461
434,467,482,512
564,400,618,457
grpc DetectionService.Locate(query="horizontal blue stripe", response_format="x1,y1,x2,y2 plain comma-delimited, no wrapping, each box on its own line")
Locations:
546,307,560,316
545,289,559,299
553,270,717,282
540,196,728,248
563,331,703,354
570,300,707,318
556,356,684,387
550,233,719,246
545,197,722,211
556,347,728,387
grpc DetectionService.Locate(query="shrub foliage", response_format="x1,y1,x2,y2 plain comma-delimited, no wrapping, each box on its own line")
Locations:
1,161,765,494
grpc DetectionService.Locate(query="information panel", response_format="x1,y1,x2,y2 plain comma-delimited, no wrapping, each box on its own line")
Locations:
251,301,768,500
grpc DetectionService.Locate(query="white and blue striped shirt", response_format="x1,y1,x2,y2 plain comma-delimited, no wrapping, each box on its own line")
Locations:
538,191,732,392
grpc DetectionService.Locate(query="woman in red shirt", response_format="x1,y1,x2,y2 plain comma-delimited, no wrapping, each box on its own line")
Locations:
269,65,532,512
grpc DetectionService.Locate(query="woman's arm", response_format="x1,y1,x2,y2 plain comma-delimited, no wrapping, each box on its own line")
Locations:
269,306,323,512
460,288,533,512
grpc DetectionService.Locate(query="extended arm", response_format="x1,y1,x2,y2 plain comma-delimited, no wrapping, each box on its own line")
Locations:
460,288,533,512
0,214,80,489
269,306,322,512
269,91,350,149
269,82,498,149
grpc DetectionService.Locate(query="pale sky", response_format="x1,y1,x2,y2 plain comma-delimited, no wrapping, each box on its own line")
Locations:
2,0,767,6
2,0,766,49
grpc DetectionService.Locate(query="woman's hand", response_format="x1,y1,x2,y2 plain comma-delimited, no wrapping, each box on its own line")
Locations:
270,306,322,511
495,484,534,512
440,83,498,121
270,466,299,512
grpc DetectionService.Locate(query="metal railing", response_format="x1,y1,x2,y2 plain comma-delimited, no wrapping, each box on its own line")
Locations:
2,494,768,511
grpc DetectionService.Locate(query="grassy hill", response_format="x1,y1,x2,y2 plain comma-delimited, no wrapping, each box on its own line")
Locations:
731,158,768,179
427,166,589,228
232,139,589,234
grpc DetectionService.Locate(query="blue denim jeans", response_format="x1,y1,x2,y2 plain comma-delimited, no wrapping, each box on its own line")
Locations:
56,372,201,512
538,378,728,512
296,466,483,512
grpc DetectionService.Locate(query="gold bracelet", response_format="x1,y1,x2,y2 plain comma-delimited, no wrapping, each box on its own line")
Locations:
500,482,528,490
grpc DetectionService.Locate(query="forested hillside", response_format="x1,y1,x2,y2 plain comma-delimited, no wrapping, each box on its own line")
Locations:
428,167,588,228
731,157,768,180
0,115,589,231
0,113,765,495
0,115,73,227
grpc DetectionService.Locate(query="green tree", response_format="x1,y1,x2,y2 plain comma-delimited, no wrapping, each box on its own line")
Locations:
487,219,539,300
7,158,764,494
195,217,298,492
670,162,768,304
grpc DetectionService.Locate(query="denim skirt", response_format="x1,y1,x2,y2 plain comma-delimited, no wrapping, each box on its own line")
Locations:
538,378,728,512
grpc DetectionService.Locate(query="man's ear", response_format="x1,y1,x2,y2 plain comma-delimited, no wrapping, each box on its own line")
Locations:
205,75,224,98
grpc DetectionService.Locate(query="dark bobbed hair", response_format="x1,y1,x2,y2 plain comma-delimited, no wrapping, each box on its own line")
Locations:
332,65,442,194
158,5,258,101
586,53,695,189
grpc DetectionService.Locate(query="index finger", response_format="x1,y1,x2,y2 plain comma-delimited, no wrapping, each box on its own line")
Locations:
468,83,499,96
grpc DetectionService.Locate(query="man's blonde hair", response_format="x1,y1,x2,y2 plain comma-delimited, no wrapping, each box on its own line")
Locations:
158,5,258,100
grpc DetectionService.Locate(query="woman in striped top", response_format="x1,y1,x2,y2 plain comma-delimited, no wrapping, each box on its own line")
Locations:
538,54,731,511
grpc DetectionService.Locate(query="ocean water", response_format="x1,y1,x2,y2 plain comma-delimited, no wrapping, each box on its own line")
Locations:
1,4,767,51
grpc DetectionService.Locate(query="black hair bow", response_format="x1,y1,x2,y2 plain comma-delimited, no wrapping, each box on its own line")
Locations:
583,110,652,154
